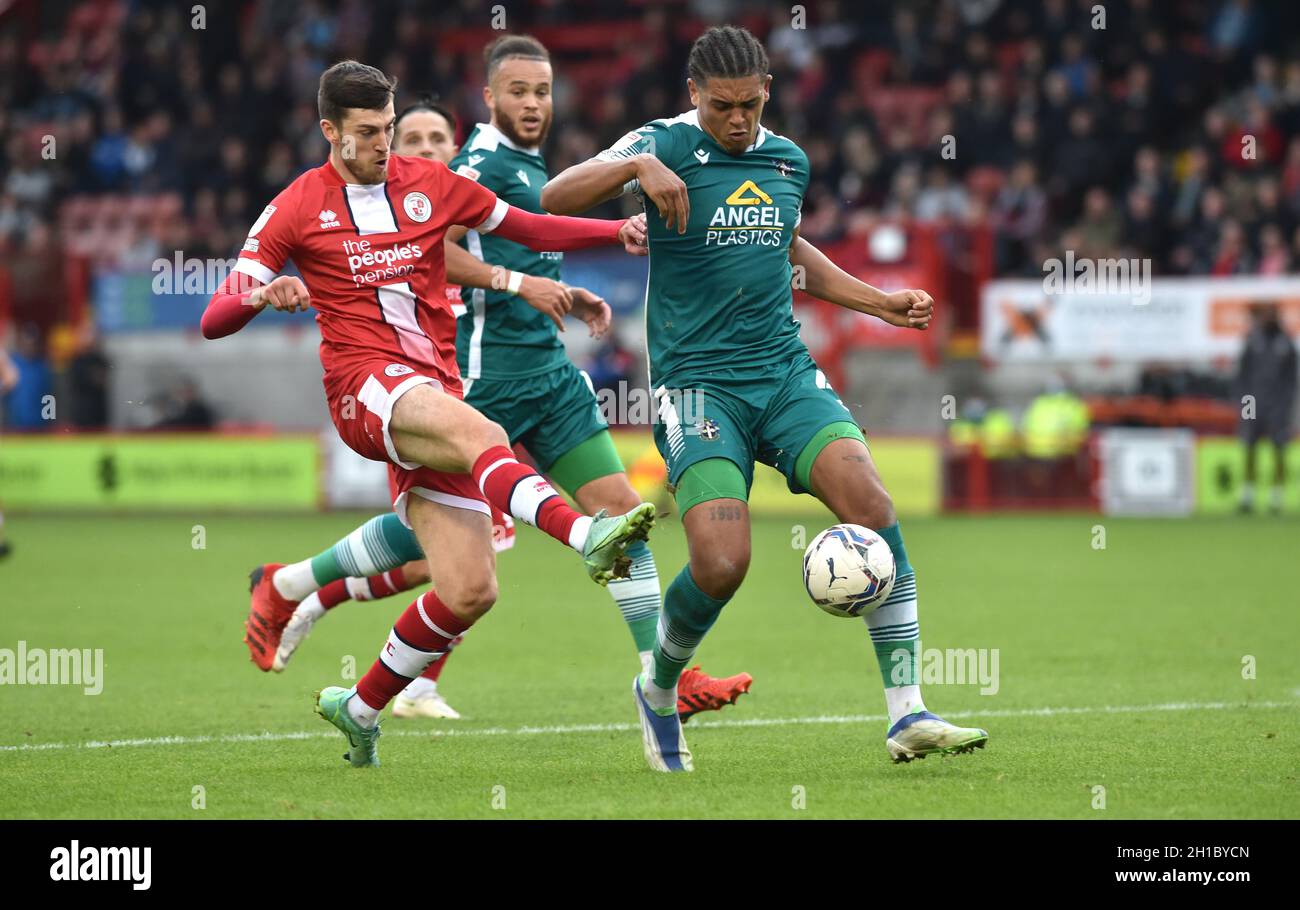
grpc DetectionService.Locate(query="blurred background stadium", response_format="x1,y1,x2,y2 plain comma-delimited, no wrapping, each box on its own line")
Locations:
2,0,1299,521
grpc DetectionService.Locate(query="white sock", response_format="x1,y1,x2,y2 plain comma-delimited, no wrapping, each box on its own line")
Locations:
1241,483,1255,504
401,676,437,699
568,515,593,551
639,650,654,676
296,591,326,623
641,662,677,714
273,560,318,601
346,692,380,728
345,576,371,601
884,685,926,727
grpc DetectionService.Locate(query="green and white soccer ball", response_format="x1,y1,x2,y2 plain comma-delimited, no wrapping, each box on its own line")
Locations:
802,524,897,617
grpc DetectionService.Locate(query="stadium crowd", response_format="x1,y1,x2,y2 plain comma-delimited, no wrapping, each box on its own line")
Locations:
3,0,1300,426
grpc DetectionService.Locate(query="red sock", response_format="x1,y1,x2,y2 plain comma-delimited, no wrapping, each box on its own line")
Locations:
418,635,462,681
318,579,351,610
366,565,409,599
471,445,582,549
356,592,472,710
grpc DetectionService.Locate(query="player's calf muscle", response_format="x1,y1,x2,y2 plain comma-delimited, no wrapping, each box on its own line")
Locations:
573,473,641,515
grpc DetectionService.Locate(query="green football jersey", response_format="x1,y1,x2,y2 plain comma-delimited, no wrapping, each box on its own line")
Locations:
451,122,565,381
596,109,811,387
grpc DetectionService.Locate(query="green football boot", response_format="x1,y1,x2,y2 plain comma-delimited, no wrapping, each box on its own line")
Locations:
886,710,989,763
582,503,656,586
315,686,381,768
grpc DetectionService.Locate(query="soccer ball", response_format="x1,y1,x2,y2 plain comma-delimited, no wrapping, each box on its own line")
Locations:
802,524,897,618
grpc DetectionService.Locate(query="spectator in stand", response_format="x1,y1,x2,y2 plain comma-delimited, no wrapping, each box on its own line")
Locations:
66,323,111,430
152,378,215,431
992,159,1047,273
1236,303,1298,514
1256,223,1290,275
2,324,52,431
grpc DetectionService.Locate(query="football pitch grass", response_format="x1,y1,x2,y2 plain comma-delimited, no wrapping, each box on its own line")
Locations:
1,511,1296,819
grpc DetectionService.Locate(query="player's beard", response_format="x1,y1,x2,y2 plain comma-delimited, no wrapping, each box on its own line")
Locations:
497,108,550,149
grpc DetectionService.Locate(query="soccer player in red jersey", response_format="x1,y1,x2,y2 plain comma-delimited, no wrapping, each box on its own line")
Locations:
201,61,655,766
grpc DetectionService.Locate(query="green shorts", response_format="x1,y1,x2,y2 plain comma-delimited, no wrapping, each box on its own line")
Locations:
465,361,612,476
652,352,861,498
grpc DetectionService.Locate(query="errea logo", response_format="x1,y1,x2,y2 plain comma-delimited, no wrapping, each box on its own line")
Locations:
318,209,341,229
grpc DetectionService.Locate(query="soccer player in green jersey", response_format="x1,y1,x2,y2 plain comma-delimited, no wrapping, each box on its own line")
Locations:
245,37,752,723
543,25,990,771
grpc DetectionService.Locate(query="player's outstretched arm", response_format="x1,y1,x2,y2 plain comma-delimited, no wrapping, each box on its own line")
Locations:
200,274,309,339
543,154,689,233
789,234,933,331
486,204,647,256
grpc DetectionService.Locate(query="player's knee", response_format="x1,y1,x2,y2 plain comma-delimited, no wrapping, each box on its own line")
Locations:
846,481,896,529
461,416,509,463
692,543,750,599
592,481,642,515
443,570,498,621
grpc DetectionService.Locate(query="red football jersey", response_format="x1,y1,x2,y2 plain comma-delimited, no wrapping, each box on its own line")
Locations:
233,156,505,387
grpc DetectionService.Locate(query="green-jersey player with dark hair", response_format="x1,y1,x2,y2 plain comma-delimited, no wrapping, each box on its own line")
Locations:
544,25,990,772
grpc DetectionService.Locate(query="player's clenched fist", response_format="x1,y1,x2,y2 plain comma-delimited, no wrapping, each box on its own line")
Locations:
251,275,311,313
619,212,648,255
880,288,934,330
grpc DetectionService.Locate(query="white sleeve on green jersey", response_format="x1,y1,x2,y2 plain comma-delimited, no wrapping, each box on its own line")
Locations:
593,124,674,197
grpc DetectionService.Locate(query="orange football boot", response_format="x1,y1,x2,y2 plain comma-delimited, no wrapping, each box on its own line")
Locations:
676,665,753,722
244,564,297,671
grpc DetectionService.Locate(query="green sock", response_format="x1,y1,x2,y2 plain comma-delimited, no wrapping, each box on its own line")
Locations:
651,565,729,691
865,522,920,690
606,540,660,653
309,513,424,585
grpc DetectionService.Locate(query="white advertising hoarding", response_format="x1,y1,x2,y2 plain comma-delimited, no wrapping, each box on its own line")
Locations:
981,276,1300,363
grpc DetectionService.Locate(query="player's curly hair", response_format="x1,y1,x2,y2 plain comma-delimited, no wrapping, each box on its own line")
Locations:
687,25,769,84
484,34,550,80
318,60,397,124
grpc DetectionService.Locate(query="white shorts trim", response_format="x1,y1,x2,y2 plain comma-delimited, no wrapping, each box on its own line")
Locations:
358,371,443,470
392,486,492,530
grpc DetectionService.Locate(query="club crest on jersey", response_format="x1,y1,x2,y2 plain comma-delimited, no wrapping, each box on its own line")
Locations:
695,418,720,440
318,209,340,229
384,364,415,377
404,192,432,223
775,159,795,177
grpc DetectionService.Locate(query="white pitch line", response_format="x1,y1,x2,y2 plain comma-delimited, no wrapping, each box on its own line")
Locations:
0,699,1294,756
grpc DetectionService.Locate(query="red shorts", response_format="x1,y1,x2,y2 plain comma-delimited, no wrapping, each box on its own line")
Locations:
324,357,498,530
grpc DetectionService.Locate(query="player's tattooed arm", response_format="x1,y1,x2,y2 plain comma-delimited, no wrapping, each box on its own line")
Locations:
788,232,933,331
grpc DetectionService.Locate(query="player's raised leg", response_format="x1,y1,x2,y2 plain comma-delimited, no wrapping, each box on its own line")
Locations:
274,560,429,672
806,429,989,763
315,494,496,767
244,512,424,669
389,383,654,584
